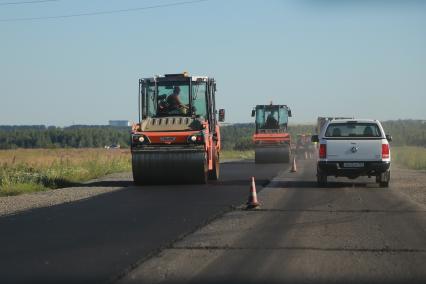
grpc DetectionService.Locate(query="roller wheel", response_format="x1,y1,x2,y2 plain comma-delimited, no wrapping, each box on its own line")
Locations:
197,154,209,184
133,171,143,186
254,153,260,164
132,150,208,185
208,150,220,180
255,145,290,164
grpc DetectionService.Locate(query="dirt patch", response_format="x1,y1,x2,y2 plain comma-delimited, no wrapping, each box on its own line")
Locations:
391,165,426,208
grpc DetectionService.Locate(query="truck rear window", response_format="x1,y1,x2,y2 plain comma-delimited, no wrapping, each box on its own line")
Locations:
325,123,382,138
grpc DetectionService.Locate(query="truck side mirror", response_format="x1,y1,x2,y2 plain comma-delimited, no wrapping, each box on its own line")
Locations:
288,110,292,117
311,135,319,143
218,109,225,122
251,110,255,117
386,134,392,142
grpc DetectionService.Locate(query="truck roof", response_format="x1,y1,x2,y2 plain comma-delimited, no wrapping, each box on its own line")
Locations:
329,118,379,124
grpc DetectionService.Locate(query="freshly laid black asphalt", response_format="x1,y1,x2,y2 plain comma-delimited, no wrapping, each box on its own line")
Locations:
0,161,285,284
118,159,426,284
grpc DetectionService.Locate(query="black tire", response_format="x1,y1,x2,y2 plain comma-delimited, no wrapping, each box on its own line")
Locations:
132,155,144,185
133,172,143,186
317,171,328,187
196,154,209,184
377,170,390,188
254,151,264,164
208,150,220,180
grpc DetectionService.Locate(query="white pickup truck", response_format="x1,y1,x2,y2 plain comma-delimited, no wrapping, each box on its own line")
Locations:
311,119,392,187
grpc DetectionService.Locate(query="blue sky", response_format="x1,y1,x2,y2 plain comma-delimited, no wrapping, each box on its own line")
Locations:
1,0,425,126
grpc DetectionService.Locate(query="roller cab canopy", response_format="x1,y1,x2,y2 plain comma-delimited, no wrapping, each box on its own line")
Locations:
138,73,218,129
252,104,292,132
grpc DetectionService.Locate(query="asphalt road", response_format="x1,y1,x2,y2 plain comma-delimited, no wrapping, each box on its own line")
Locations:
120,159,426,284
0,161,285,284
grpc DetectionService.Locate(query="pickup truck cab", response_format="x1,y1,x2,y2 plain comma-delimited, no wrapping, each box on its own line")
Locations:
312,119,392,187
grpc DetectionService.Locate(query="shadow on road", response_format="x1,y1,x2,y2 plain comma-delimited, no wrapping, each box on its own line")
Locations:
79,180,134,188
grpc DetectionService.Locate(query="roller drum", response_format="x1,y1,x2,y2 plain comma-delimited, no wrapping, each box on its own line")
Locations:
255,145,290,164
132,149,207,185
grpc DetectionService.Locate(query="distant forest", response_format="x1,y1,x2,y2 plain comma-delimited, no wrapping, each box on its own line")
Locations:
0,125,130,149
0,120,425,150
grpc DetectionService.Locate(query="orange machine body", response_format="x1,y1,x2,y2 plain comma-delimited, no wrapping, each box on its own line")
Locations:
252,132,291,145
131,73,224,184
131,122,221,171
251,104,292,163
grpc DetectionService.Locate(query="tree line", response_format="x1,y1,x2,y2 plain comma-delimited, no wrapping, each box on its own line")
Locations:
0,125,130,149
0,120,424,150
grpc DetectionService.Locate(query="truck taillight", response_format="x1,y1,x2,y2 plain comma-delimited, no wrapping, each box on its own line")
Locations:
319,144,327,159
319,144,326,159
382,143,390,159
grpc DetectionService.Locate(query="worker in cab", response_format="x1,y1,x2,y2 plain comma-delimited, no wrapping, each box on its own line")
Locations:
167,86,188,114
265,111,279,128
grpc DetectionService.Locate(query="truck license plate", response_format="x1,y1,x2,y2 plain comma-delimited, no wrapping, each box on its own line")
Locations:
343,162,364,168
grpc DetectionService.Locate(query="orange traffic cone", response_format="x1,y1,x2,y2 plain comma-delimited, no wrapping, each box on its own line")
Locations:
246,177,260,209
290,156,297,172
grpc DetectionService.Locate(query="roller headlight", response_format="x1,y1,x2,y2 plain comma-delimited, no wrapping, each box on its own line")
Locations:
187,134,204,144
132,134,149,145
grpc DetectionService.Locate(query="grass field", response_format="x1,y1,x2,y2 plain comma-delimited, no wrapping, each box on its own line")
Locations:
392,146,426,170
0,148,255,197
0,149,130,196
0,146,424,197
221,150,254,160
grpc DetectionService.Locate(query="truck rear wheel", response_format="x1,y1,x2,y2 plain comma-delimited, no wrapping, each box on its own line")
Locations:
317,170,328,187
377,170,390,188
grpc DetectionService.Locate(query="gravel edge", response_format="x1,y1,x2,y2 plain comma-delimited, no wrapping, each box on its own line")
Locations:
391,165,426,208
0,172,132,217
0,161,244,217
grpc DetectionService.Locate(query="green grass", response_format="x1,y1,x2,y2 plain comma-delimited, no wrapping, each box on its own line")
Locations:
221,150,254,160
0,183,47,197
392,146,426,170
1,149,253,197
3,146,422,197
0,149,131,197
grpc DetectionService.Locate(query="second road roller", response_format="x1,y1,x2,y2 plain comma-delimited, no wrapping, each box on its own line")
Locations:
252,103,292,163
131,72,225,184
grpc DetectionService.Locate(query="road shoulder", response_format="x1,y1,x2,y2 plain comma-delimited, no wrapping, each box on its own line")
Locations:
0,172,132,217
